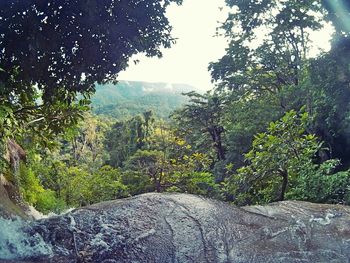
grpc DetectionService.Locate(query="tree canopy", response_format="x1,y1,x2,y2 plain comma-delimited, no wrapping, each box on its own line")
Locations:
0,0,182,141
0,0,182,98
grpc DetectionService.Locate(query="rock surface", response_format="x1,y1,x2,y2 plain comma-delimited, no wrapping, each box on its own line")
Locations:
1,193,350,263
0,139,29,219
0,175,30,219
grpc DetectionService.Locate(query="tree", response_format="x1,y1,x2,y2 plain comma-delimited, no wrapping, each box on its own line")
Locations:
17,162,65,213
106,114,149,167
173,91,226,162
307,40,350,168
210,0,323,94
206,1,328,183
142,110,155,139
84,166,128,204
65,113,111,170
226,109,349,205
119,120,219,196
0,0,182,147
31,156,129,208
124,149,165,192
208,0,350,182
223,91,283,170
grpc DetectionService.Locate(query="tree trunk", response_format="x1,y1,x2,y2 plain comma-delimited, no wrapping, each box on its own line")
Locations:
216,138,225,161
278,169,288,201
155,181,161,193
209,126,225,161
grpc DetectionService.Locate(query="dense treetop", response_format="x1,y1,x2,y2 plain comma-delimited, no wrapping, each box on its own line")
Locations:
0,0,182,141
0,0,182,101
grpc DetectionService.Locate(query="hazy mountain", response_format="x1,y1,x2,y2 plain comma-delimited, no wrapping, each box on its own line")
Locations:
91,81,196,119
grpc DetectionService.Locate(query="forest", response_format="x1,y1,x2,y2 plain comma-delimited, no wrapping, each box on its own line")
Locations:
1,0,350,215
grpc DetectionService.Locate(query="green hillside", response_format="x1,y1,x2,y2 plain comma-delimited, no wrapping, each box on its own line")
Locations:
91,81,195,118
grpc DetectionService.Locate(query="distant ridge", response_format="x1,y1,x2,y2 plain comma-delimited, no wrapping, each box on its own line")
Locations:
91,80,196,119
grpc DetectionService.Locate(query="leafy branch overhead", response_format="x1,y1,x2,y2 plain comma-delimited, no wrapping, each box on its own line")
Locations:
0,0,182,140
210,0,349,93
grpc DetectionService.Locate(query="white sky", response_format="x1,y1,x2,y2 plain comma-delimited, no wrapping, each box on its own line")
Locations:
118,0,228,91
118,0,333,92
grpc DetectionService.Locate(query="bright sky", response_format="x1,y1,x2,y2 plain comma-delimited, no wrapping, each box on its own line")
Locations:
118,0,228,91
118,0,333,92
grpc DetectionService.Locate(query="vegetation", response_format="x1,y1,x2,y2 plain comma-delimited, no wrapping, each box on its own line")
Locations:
1,0,350,214
226,110,349,205
0,0,182,147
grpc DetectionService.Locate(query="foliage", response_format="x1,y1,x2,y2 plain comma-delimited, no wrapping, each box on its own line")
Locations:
287,160,350,204
89,166,129,203
20,112,219,210
172,91,227,166
121,170,154,196
108,117,219,196
35,190,66,215
0,0,182,100
106,114,150,167
226,110,349,205
64,113,112,170
18,163,65,214
4,0,350,214
200,0,350,206
30,157,129,209
0,0,182,171
168,172,222,198
63,166,128,206
307,40,350,168
124,150,165,192
210,0,323,92
223,91,283,169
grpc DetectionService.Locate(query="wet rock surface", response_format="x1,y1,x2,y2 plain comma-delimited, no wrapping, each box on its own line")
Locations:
0,175,31,220
2,193,350,263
